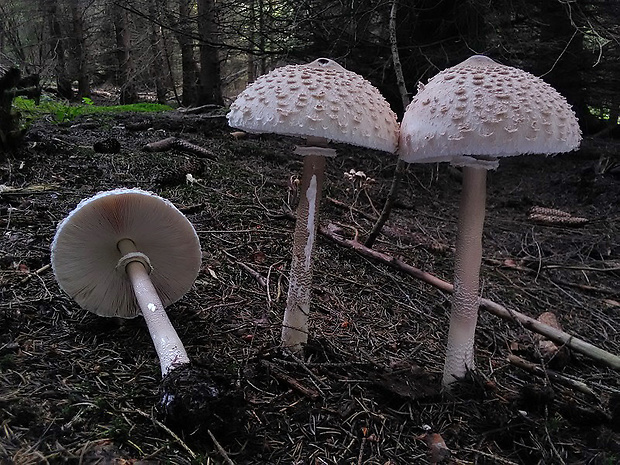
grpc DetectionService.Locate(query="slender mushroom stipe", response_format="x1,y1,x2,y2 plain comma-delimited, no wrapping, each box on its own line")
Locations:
51,188,202,377
228,58,399,353
398,55,581,387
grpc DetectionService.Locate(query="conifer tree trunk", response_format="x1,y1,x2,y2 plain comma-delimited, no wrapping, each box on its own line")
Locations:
69,0,89,99
48,1,72,100
149,0,168,104
176,0,199,106
196,0,223,105
112,3,137,104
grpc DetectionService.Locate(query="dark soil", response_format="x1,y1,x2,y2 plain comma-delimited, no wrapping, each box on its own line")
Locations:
1,109,619,464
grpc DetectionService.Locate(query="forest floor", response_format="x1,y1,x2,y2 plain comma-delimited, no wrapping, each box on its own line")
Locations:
1,108,619,464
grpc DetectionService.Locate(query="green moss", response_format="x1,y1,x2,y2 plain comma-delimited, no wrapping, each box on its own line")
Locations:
12,96,172,126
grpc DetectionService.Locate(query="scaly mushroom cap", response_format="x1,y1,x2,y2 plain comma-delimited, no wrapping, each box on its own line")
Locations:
51,188,202,318
399,55,582,168
227,58,399,153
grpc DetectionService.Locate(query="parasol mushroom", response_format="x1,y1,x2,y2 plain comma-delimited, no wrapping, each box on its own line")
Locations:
51,188,202,377
227,58,399,353
398,55,581,387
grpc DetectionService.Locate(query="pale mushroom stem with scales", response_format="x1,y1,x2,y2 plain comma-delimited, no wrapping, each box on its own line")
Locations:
51,188,202,378
398,55,582,387
281,136,335,350
227,59,399,353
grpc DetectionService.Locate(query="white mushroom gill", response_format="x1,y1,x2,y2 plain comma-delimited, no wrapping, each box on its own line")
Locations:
51,188,201,379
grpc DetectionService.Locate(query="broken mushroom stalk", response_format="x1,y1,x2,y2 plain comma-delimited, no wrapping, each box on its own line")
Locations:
227,58,399,354
398,55,582,387
51,188,201,377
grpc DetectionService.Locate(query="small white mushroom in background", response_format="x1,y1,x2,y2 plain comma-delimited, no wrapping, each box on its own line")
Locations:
398,55,582,388
51,188,202,378
228,58,399,354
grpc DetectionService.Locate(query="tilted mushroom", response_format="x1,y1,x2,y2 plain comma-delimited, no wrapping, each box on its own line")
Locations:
399,55,581,387
51,188,202,377
228,58,399,353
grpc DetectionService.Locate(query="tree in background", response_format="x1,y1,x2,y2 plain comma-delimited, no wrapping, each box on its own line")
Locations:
0,0,616,131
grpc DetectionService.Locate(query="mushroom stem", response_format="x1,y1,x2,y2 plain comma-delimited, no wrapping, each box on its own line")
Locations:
281,153,327,353
443,166,487,387
117,238,190,377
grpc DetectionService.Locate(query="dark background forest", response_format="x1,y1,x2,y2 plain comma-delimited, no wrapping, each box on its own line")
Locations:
1,0,619,134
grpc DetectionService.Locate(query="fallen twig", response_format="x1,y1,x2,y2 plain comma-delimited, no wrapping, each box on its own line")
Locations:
19,263,51,284
237,261,268,288
134,409,197,460
260,360,321,400
143,137,216,160
507,354,595,396
279,211,620,370
207,429,236,465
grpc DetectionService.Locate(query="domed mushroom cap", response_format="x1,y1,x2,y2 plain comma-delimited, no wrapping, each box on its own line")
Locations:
227,58,399,153
51,188,202,318
399,55,582,167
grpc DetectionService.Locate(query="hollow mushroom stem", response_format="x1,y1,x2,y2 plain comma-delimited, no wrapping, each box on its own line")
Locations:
443,166,487,387
281,138,333,353
117,238,190,377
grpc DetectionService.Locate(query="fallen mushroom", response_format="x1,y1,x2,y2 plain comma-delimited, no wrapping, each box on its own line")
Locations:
399,55,581,387
51,188,202,377
228,58,399,353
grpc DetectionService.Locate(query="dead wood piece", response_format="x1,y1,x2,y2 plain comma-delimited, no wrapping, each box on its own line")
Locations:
260,360,321,400
281,210,620,370
177,104,221,114
207,429,236,465
508,355,595,396
230,131,247,140
237,261,267,288
143,137,216,160
326,196,377,222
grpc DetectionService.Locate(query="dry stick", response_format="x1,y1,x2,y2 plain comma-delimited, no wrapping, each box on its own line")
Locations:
237,261,268,288
365,0,409,249
143,137,216,160
284,349,330,390
134,409,197,460
508,355,596,396
19,263,51,284
302,214,620,370
207,429,236,465
260,360,321,400
326,196,377,222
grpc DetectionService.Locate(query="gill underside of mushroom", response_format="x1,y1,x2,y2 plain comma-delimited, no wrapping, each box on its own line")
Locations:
281,153,326,353
443,166,487,387
117,238,190,377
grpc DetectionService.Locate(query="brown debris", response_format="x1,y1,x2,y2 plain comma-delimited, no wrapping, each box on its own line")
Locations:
528,205,589,226
535,311,571,367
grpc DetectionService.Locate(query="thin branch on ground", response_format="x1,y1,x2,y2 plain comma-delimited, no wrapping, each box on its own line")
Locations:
281,211,620,370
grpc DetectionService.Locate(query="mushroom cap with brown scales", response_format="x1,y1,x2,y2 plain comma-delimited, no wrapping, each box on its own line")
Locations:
51,188,202,319
399,55,582,168
227,58,399,154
